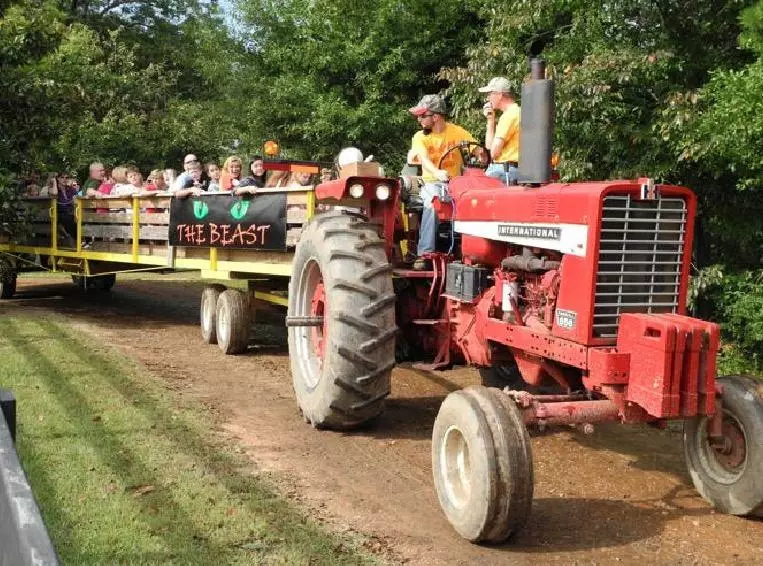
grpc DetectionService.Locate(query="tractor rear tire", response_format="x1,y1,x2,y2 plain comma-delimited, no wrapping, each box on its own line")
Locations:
200,284,226,344
684,375,763,517
0,266,17,299
432,386,533,543
287,212,396,429
215,289,250,355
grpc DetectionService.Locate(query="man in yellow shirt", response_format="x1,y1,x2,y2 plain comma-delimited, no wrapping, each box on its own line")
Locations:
479,77,521,185
408,94,476,268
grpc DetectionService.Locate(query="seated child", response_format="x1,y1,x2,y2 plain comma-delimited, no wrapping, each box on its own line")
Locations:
206,162,221,192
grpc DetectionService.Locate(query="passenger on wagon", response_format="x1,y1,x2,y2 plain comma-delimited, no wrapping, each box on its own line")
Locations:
126,168,144,193
247,156,267,187
81,162,106,196
205,162,221,192
145,169,168,193
235,156,267,195
51,173,79,247
220,155,243,191
109,166,132,196
174,161,204,198
163,168,177,187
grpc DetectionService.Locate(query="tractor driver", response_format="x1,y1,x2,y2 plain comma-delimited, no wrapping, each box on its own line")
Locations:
408,94,477,270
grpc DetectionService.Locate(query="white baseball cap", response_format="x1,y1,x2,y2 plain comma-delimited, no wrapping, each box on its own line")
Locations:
478,77,513,94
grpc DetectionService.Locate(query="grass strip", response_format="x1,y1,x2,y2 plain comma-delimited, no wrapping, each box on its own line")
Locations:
0,314,376,565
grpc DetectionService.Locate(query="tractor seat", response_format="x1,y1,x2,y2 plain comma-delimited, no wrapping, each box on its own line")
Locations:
399,172,424,211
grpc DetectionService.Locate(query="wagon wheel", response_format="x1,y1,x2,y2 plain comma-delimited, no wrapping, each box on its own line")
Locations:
200,284,226,344
215,289,251,355
0,257,17,299
71,274,116,292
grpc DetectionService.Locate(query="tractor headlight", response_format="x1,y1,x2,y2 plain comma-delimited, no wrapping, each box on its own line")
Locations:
375,184,391,201
348,183,365,199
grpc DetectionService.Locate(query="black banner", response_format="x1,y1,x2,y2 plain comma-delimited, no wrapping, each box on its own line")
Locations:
169,193,287,250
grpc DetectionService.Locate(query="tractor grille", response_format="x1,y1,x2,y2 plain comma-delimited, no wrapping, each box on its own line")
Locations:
593,194,687,338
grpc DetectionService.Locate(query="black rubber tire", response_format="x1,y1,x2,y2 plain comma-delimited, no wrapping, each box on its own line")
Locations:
215,289,251,355
71,274,116,292
200,284,226,344
684,375,763,517
432,386,534,543
0,267,16,300
287,212,396,429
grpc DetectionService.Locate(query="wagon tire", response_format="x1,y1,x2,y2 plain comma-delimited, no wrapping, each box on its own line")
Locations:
216,289,250,355
71,274,116,292
201,284,226,344
684,375,763,517
0,262,16,300
432,386,533,543
288,212,396,429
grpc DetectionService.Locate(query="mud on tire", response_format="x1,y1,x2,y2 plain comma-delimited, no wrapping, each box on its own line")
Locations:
288,212,396,429
216,289,251,355
684,375,763,517
432,386,534,543
200,284,226,344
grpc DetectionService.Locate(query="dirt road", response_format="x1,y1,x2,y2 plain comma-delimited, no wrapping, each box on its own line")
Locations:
4,276,762,565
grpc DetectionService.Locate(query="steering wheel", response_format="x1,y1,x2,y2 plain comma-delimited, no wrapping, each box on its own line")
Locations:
437,141,492,172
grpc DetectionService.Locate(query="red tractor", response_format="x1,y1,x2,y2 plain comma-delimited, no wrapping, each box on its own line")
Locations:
285,60,763,543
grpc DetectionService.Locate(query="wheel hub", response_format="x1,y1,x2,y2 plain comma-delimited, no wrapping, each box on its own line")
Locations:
441,425,471,509
310,280,327,362
711,417,747,471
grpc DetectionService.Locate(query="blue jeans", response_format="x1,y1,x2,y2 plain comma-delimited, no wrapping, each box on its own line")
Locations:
417,182,448,256
486,163,518,185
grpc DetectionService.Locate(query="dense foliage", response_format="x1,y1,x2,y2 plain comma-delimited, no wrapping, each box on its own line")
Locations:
2,0,763,366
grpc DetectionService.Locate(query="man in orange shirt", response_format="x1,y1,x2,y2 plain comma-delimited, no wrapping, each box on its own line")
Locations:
408,94,476,268
480,77,521,185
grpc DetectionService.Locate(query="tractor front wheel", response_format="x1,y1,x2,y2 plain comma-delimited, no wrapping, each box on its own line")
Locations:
287,212,396,429
432,386,533,543
684,375,763,517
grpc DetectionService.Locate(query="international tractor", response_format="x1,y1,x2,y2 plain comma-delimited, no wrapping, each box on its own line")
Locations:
285,60,763,542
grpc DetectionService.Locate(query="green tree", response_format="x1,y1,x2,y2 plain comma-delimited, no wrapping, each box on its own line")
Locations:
232,0,482,167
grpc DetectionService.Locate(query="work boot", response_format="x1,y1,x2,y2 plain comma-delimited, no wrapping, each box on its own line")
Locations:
412,257,432,271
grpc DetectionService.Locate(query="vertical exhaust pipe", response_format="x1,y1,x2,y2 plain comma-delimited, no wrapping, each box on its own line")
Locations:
518,59,555,185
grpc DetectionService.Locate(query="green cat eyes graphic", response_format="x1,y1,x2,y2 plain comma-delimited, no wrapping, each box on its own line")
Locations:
230,200,250,220
193,200,209,220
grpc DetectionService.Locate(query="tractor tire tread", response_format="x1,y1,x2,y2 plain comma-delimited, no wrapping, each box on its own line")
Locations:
361,293,396,317
333,278,378,299
329,250,373,264
288,213,395,429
